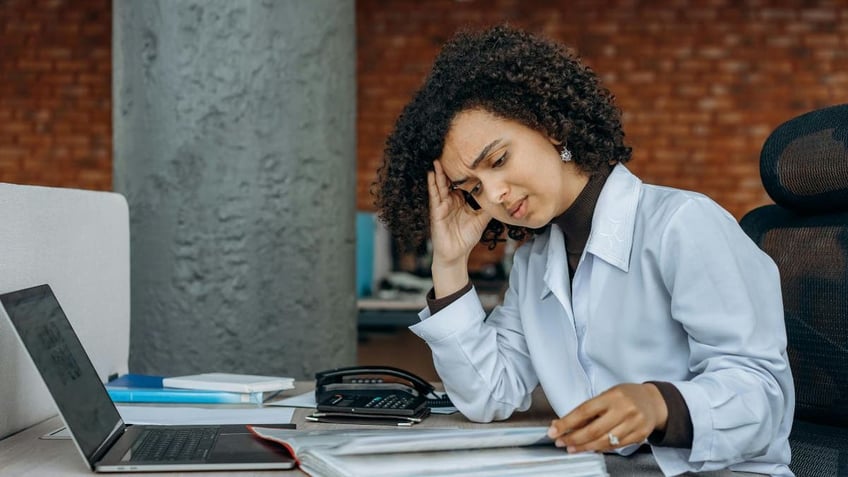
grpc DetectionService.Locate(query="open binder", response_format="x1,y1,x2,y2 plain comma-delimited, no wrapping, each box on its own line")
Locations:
248,426,609,477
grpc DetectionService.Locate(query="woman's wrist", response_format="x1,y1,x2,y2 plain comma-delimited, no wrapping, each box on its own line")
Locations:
644,382,669,432
431,258,470,299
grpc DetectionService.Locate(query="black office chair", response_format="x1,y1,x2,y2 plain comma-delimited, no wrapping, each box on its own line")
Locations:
740,104,848,477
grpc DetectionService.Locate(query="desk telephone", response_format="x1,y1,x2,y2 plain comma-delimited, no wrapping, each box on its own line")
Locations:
314,366,452,423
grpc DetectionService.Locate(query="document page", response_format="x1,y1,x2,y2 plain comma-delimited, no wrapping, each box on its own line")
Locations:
303,446,607,477
331,426,552,454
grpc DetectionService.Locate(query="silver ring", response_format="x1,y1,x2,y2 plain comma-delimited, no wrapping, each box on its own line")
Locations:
608,433,620,447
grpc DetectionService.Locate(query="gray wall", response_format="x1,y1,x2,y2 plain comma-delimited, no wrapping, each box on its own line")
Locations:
113,0,357,379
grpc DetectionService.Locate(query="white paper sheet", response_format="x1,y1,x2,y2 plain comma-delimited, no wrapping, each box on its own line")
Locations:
116,405,294,425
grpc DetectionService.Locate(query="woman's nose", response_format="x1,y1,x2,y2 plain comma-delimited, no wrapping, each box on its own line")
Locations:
484,179,508,205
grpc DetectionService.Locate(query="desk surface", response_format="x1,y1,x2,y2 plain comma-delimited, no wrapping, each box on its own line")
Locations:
0,382,556,477
0,383,669,476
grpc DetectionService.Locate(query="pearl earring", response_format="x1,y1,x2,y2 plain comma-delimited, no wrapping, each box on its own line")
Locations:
560,146,572,162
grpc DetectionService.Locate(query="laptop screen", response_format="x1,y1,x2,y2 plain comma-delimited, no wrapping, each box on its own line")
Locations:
0,284,123,464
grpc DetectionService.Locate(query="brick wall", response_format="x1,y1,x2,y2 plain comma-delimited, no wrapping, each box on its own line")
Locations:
356,0,848,220
0,0,111,190
2,1,846,266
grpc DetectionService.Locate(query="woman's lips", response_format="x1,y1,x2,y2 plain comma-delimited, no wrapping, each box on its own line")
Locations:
509,198,527,219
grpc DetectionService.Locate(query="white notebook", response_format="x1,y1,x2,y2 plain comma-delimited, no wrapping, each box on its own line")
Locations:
162,373,295,393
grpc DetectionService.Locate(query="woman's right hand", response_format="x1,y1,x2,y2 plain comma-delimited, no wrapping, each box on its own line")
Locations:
427,160,492,297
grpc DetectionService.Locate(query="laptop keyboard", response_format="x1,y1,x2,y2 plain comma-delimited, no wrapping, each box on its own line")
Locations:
130,427,220,462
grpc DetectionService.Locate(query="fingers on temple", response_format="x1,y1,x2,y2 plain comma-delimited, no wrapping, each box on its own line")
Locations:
435,160,455,202
427,170,440,204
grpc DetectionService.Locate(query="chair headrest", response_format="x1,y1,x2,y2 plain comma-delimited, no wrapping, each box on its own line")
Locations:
760,104,848,213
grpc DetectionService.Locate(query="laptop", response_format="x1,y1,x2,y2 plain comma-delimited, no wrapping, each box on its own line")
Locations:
0,284,296,472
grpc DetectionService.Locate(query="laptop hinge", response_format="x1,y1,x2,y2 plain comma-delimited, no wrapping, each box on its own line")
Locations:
90,421,126,467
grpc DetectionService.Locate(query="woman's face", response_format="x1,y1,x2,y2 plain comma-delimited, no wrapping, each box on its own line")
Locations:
439,109,587,229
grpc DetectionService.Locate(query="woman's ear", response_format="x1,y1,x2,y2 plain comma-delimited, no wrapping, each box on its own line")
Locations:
549,137,572,162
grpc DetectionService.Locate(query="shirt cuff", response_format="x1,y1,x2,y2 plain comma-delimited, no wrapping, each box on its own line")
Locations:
426,282,473,314
646,381,694,448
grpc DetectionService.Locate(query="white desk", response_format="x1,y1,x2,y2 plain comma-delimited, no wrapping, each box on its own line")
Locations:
0,383,677,476
0,382,552,476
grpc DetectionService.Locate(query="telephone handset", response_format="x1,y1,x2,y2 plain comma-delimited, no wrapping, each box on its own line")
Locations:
314,366,452,417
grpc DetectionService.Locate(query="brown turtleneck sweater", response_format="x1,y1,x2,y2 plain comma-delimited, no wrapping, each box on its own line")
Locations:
426,166,694,449
553,165,607,279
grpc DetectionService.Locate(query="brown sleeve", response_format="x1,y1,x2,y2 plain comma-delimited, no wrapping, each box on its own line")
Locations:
645,381,694,448
426,282,473,314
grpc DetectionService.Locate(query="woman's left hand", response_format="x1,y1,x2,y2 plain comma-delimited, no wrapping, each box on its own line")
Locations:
546,383,668,453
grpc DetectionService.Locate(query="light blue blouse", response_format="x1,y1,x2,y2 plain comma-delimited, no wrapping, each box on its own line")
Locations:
410,165,794,476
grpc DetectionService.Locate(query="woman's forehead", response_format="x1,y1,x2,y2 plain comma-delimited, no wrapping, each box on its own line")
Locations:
442,111,506,166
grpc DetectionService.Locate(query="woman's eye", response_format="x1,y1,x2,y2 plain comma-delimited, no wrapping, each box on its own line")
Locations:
492,152,507,167
471,183,482,196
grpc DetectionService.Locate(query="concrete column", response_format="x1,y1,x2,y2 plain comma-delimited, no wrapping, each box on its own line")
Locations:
113,0,356,379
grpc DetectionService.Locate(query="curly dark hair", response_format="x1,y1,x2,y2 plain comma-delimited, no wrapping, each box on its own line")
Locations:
374,25,632,251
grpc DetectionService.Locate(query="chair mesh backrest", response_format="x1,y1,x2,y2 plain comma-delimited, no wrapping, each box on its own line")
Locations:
740,104,848,427
760,104,848,212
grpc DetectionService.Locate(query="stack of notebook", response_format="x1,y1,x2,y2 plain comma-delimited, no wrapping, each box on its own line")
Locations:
106,373,295,404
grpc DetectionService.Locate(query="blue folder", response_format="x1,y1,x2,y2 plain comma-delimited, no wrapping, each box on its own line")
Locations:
105,374,263,404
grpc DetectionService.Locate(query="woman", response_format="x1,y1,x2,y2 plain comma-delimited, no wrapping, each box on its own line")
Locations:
374,25,793,476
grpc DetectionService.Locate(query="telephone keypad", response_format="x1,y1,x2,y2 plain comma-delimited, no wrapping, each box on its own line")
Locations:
317,391,426,416
362,394,413,409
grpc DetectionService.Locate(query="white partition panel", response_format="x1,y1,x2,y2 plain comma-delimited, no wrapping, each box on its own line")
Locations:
0,183,130,439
